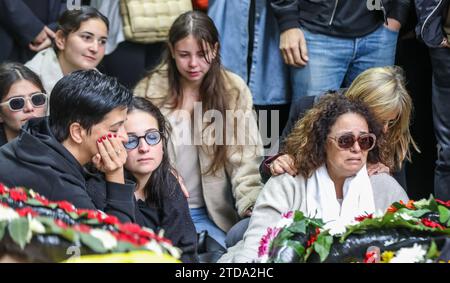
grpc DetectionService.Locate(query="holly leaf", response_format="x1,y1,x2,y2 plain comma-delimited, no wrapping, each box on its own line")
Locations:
288,221,306,234
438,205,450,224
8,218,30,249
293,211,305,222
286,240,305,258
80,233,107,253
313,234,333,262
426,240,439,260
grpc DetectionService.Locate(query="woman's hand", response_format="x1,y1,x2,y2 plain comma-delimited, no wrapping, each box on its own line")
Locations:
243,206,253,217
367,162,390,176
269,154,298,177
92,133,127,183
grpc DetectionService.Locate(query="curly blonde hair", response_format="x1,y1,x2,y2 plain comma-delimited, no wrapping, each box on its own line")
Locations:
283,93,383,178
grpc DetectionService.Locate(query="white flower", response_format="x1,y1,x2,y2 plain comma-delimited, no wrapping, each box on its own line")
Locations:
324,220,347,236
0,205,19,222
389,244,427,263
90,229,118,250
30,218,46,234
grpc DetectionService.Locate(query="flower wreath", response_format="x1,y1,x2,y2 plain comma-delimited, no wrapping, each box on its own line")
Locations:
258,196,450,263
0,183,180,262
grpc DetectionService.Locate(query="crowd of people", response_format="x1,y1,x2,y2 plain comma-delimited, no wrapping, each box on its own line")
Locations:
0,0,449,263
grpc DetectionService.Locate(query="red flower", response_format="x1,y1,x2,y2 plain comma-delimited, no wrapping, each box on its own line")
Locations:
363,251,378,263
0,183,8,195
78,209,98,219
118,223,142,234
387,206,398,213
306,228,321,248
35,194,50,206
102,215,120,225
9,189,27,202
55,219,68,229
16,207,38,217
73,224,91,233
355,213,373,222
56,201,75,213
436,199,450,207
421,218,445,230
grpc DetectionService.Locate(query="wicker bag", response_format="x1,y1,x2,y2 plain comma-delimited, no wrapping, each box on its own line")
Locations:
120,0,193,44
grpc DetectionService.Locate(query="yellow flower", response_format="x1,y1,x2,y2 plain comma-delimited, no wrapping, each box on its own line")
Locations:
381,251,395,263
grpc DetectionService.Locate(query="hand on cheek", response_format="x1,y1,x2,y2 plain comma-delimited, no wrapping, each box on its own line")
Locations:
91,133,127,183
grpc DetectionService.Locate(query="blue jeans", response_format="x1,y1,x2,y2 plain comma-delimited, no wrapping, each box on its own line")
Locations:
290,24,398,100
429,47,450,201
190,207,227,248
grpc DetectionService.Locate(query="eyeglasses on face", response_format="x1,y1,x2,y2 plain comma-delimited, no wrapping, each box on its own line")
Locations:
328,132,376,151
0,92,48,112
123,130,163,150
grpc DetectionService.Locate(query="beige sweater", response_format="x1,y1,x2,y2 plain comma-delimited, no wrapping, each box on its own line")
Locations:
218,172,409,263
134,66,264,232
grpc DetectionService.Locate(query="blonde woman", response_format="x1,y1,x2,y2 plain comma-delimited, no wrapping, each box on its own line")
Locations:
261,66,419,190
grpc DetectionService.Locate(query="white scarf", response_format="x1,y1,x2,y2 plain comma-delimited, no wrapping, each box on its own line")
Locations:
305,164,375,230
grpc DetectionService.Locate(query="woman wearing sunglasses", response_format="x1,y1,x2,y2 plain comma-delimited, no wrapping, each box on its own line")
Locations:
219,93,408,263
25,7,108,94
0,62,48,146
261,66,418,190
122,97,198,263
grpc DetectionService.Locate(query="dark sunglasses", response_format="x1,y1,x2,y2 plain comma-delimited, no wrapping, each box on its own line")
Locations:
0,92,48,111
123,130,163,150
328,133,376,151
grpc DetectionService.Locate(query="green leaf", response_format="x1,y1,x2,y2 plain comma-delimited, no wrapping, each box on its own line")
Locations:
25,199,45,206
313,235,333,262
293,211,305,222
286,240,306,258
288,221,307,234
115,241,138,253
8,218,30,249
426,240,439,260
79,233,107,253
0,221,7,241
397,208,430,218
60,228,78,243
438,205,450,224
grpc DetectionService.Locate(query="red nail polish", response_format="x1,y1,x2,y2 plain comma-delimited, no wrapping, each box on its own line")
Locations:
108,133,112,138
97,138,101,143
113,134,117,138
102,136,107,140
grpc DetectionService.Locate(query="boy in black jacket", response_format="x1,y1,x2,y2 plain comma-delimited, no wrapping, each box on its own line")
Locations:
0,70,136,223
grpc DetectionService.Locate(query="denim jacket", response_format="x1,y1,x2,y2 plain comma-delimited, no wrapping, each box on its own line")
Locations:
208,0,290,105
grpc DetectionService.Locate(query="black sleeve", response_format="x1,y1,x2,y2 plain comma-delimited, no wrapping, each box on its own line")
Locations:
0,0,45,46
387,0,411,26
269,0,301,32
160,180,199,263
103,181,136,223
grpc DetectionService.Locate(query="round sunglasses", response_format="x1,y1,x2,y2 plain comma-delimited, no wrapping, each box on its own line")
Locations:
123,130,163,150
0,92,48,112
328,133,376,151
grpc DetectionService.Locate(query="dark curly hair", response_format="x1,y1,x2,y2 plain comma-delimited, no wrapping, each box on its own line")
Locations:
283,92,384,178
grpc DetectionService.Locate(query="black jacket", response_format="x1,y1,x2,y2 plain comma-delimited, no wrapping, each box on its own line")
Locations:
0,117,136,223
270,0,410,38
87,171,199,263
0,0,66,62
0,125,7,147
415,0,450,47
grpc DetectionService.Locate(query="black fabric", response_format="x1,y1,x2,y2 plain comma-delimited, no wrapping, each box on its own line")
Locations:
0,0,66,63
134,177,199,263
197,230,226,263
0,124,7,147
270,0,410,38
0,117,136,223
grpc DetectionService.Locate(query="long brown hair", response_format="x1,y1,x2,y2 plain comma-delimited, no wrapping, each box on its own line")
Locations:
148,11,233,174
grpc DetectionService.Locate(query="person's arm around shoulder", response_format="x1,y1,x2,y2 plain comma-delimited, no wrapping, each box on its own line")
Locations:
220,174,303,263
224,71,264,217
